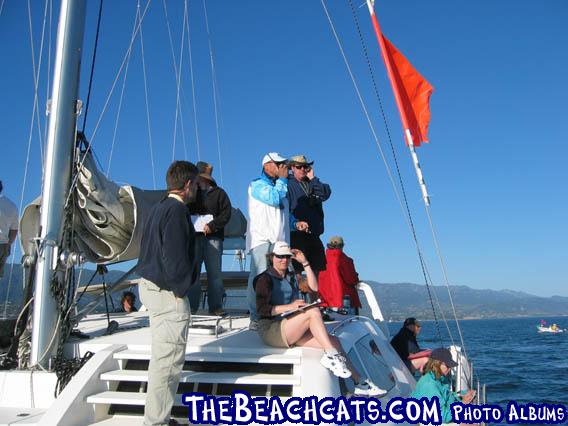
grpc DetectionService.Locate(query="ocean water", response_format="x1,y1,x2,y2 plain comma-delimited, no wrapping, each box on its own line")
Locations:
388,317,568,423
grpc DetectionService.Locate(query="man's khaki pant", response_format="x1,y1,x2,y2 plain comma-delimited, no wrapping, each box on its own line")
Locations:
139,278,190,426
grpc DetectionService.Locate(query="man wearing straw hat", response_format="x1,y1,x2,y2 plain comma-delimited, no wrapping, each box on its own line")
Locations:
287,155,331,279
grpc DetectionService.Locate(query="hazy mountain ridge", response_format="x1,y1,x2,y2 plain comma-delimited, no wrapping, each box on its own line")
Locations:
1,265,566,320
365,281,568,320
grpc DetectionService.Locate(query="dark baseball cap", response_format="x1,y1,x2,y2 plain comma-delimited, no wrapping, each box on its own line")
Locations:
404,317,421,327
430,348,458,368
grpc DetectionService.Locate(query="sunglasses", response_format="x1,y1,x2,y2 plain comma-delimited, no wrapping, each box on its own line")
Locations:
293,165,311,170
274,254,292,259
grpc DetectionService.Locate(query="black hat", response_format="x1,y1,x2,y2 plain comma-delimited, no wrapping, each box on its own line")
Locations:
430,348,458,368
404,317,420,327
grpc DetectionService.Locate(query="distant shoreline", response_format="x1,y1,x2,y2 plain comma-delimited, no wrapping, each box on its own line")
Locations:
387,314,568,323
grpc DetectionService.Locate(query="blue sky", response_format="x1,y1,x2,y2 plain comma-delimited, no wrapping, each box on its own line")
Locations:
1,0,567,297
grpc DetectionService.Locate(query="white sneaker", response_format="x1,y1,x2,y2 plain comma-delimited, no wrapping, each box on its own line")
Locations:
353,379,387,397
320,353,351,378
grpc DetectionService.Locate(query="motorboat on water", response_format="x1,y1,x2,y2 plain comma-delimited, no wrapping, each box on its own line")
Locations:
537,325,564,334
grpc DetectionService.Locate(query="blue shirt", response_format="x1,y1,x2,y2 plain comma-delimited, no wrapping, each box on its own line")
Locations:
254,269,300,319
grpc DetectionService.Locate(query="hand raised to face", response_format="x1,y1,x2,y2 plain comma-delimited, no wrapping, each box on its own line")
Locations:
291,248,307,264
306,166,314,180
277,163,289,178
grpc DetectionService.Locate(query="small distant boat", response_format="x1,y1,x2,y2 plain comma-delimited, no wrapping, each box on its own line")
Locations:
537,325,564,333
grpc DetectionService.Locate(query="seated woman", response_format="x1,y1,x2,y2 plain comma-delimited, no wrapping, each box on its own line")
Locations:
253,241,384,396
411,348,476,424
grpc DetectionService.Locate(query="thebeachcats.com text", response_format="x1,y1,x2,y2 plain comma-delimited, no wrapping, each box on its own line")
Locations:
181,392,568,424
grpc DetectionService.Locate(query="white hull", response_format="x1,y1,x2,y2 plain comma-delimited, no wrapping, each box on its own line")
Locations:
537,326,564,333
0,307,417,425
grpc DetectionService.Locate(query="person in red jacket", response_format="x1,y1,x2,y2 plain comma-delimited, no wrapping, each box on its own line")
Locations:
318,236,362,313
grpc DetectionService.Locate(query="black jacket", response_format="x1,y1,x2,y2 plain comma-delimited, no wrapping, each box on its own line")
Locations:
136,196,197,298
190,185,232,240
287,177,331,236
390,327,421,369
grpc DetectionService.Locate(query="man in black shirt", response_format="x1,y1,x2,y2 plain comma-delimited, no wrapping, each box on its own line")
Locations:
390,317,423,372
137,160,199,426
187,162,232,316
287,155,331,278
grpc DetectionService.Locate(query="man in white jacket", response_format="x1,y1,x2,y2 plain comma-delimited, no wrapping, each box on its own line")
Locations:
246,153,308,325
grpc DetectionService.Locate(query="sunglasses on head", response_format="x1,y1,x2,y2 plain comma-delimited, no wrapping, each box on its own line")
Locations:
274,254,292,259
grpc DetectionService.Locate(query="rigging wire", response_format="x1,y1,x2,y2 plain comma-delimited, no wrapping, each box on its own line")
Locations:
172,0,189,160
202,0,224,185
3,0,50,317
29,0,50,171
80,0,104,134
161,0,190,161
344,0,445,342
106,3,138,177
43,0,53,172
137,0,157,189
319,0,444,343
65,0,152,208
349,0,469,357
425,207,468,357
184,0,202,161
83,0,152,146
423,260,456,346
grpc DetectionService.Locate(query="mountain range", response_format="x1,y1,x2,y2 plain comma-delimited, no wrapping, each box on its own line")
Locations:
1,264,566,319
365,281,568,320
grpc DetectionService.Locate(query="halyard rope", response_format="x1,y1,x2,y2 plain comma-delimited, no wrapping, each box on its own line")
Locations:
184,0,202,161
137,0,157,189
2,0,50,318
202,0,225,186
349,0,468,356
106,2,137,177
321,0,445,343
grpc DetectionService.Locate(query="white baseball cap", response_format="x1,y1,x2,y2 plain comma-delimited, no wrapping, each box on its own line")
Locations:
262,152,287,165
272,241,293,256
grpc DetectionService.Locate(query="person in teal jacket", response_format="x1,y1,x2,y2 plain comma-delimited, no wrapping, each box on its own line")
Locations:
411,348,476,424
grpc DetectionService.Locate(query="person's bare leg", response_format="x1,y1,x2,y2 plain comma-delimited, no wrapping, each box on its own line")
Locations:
328,335,364,382
290,325,363,382
283,308,334,349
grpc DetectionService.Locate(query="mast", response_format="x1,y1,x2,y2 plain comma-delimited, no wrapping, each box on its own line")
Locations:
30,0,86,368
365,0,430,206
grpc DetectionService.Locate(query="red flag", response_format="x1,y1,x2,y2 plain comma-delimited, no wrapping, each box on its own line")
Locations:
382,35,433,147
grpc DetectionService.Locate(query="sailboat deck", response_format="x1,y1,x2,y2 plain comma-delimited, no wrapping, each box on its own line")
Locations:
66,310,286,357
